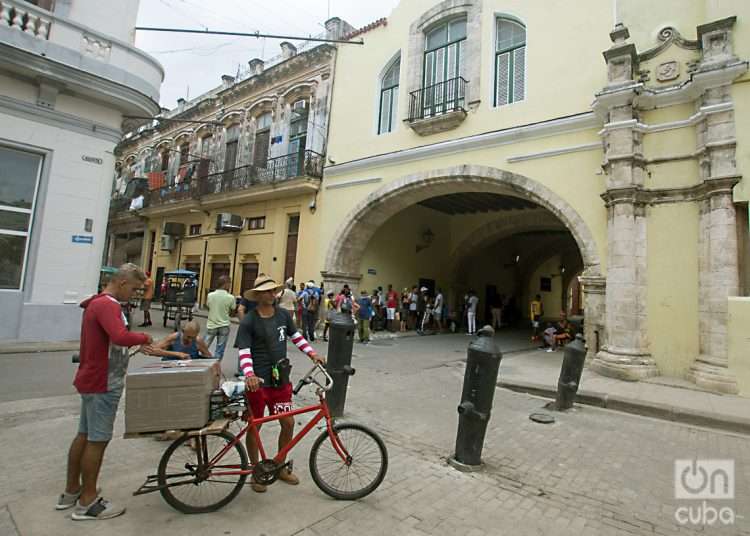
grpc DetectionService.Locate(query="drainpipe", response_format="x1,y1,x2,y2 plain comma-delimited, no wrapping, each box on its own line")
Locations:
231,237,239,294
200,239,208,307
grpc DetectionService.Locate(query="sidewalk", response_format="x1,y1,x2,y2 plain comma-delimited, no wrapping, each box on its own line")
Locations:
498,349,750,435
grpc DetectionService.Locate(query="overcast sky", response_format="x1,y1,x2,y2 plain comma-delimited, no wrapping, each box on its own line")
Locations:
136,0,400,108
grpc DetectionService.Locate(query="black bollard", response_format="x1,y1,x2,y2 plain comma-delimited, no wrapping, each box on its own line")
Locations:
448,325,502,471
555,334,587,411
325,311,356,417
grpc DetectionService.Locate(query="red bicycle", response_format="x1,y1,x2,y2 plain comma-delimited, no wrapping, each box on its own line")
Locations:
135,364,388,514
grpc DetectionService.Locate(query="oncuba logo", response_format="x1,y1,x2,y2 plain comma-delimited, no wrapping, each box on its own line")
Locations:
674,459,739,526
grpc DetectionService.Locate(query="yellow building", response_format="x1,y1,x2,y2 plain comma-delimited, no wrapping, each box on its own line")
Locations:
312,1,750,395
108,19,357,301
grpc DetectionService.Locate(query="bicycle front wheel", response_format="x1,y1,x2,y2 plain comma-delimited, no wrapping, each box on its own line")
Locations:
309,423,388,500
157,431,248,514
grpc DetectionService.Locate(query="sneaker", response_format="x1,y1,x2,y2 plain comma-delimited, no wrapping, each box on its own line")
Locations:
56,487,101,510
71,497,125,521
546,348,554,353
278,468,299,485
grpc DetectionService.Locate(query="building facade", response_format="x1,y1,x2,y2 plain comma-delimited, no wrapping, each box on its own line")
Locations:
110,19,353,304
315,0,750,395
0,0,162,341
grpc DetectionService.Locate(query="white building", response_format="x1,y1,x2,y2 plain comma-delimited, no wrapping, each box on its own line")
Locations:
0,0,162,341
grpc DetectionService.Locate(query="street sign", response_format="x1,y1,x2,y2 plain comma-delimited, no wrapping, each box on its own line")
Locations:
72,235,94,244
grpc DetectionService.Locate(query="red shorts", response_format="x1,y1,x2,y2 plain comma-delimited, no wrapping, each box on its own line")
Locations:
245,383,293,418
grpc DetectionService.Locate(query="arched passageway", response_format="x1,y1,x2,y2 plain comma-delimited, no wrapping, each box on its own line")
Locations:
322,166,604,356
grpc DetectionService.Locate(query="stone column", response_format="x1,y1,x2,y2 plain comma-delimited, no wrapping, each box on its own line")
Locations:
687,17,744,393
578,273,605,361
590,24,659,380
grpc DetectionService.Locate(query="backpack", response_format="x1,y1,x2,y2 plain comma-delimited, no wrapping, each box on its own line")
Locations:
304,290,319,312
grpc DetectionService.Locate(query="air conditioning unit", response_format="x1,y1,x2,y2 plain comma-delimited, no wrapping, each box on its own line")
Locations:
163,222,186,237
216,213,243,232
160,235,176,251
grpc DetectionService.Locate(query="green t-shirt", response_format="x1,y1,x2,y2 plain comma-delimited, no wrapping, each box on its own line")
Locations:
206,289,237,329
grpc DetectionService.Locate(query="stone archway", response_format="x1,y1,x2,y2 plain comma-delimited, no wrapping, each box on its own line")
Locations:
323,165,605,356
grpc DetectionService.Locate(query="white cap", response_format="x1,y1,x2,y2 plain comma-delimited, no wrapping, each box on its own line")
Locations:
420,287,428,292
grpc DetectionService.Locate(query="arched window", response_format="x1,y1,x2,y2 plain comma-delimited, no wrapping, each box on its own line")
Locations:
379,57,400,134
494,18,526,107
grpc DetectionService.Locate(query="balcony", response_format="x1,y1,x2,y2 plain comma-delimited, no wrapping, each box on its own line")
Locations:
200,150,323,196
0,0,162,115
407,76,468,136
139,151,324,214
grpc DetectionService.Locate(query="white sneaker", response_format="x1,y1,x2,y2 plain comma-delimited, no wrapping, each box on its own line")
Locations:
55,487,101,510
546,348,554,353
71,497,125,521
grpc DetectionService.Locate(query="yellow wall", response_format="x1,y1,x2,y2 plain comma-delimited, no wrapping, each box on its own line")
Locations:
728,297,750,396
146,194,320,301
646,203,701,377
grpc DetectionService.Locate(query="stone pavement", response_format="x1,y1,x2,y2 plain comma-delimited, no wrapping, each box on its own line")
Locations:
1,331,749,535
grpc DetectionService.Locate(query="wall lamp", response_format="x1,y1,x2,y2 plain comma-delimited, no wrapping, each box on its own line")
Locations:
416,227,435,253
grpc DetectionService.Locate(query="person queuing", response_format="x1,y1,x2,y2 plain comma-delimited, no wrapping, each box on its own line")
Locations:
235,274,325,493
58,264,155,521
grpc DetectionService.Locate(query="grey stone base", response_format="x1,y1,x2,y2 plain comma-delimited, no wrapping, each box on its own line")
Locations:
590,349,660,381
686,359,739,395
446,457,484,472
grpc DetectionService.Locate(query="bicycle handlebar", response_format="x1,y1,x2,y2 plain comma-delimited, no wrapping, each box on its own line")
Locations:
293,363,333,395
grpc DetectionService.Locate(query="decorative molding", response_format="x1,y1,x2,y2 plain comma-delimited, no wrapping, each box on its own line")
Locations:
506,142,600,163
599,102,733,135
325,177,383,190
592,61,748,117
638,27,700,62
324,112,598,176
601,175,740,207
0,94,121,143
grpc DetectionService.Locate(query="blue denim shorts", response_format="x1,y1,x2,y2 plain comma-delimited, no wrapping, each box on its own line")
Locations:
78,389,122,442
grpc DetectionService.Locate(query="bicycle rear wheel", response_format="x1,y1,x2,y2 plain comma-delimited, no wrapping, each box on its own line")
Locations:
309,423,388,500
157,431,248,514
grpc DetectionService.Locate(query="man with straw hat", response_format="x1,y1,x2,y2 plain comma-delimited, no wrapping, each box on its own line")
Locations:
235,274,326,493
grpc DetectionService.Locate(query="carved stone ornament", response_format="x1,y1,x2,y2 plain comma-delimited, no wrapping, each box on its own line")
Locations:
638,26,699,62
656,61,680,82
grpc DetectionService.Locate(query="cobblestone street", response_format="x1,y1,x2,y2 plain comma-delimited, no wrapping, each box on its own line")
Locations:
1,331,749,535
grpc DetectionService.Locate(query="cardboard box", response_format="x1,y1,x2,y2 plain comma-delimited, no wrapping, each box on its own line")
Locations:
125,360,221,435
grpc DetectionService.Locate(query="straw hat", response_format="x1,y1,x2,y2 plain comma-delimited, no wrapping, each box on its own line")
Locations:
243,273,284,300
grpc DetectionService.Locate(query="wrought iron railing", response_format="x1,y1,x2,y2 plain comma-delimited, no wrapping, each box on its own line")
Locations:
199,150,324,197
148,181,196,206
408,76,468,122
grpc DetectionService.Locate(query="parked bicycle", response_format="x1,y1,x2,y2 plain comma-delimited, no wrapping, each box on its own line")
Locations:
134,363,388,513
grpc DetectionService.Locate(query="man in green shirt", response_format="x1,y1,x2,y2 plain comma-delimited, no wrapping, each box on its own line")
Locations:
205,275,237,360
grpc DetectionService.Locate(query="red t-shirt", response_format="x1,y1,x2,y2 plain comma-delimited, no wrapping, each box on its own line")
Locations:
74,293,149,394
386,291,399,308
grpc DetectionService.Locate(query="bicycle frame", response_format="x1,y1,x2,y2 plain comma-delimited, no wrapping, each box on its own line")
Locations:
204,383,350,478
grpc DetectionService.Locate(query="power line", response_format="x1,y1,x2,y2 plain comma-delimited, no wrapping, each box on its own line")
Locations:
135,26,364,45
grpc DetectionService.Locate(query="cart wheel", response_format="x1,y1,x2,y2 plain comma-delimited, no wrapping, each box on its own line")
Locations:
158,431,249,514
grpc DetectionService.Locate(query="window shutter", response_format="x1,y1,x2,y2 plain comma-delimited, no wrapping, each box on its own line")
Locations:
495,52,510,106
380,91,392,134
513,46,526,102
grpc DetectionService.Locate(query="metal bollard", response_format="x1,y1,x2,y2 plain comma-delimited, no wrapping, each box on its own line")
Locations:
448,325,502,471
555,334,586,411
325,311,356,418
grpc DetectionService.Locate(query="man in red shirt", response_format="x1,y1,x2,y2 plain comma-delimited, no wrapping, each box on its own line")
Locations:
57,264,153,521
385,284,399,332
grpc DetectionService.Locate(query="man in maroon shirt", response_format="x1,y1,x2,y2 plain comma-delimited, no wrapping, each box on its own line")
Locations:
57,264,153,521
